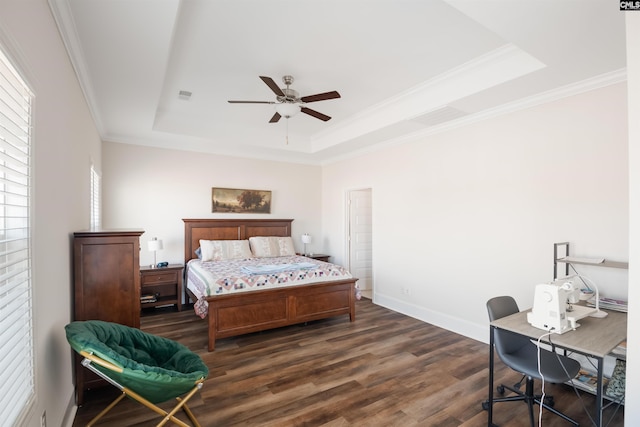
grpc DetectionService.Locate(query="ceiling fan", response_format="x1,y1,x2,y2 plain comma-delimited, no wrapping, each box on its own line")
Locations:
228,75,340,123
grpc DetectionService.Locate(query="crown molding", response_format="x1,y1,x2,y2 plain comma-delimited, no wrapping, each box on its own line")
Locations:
319,69,627,166
48,0,105,136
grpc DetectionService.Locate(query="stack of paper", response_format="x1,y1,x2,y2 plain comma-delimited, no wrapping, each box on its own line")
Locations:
611,340,627,358
140,294,157,304
570,369,609,393
587,296,628,312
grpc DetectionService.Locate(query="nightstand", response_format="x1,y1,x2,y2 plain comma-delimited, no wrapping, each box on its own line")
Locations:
140,264,183,311
299,253,330,262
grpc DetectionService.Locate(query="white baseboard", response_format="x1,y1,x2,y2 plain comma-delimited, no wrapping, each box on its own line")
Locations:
372,292,488,344
60,391,77,427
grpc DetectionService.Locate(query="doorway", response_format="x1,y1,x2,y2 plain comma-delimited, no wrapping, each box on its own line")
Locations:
347,188,373,299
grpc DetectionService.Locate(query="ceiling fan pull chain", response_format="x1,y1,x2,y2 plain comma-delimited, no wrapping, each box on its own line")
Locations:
286,118,289,145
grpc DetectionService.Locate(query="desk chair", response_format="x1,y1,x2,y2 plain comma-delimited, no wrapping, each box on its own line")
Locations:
485,296,580,426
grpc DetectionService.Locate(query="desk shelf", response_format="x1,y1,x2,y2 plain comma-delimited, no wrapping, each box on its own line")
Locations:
553,242,628,280
557,258,628,270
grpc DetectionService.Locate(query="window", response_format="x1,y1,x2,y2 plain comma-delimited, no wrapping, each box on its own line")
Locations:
90,164,101,229
0,46,34,424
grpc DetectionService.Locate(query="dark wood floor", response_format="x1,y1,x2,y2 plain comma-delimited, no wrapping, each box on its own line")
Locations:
73,298,624,426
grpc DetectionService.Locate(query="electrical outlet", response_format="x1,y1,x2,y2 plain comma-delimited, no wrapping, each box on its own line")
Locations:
41,411,46,427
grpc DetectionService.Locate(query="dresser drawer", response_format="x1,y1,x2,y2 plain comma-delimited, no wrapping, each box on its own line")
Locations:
141,270,178,285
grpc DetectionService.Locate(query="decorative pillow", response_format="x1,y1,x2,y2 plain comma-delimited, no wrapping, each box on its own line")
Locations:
249,236,277,257
605,359,626,400
199,240,252,261
249,236,296,257
276,237,296,256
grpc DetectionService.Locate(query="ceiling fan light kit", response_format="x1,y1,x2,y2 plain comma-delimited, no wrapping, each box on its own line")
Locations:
228,75,340,123
274,102,301,118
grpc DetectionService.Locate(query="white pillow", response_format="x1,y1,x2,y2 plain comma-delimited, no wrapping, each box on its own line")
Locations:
249,236,296,257
276,236,296,256
199,240,252,261
248,236,277,257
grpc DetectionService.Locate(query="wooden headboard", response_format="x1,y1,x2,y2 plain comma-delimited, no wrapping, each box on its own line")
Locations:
183,218,293,262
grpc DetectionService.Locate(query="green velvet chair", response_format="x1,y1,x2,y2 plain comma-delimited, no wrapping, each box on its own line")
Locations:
66,320,208,427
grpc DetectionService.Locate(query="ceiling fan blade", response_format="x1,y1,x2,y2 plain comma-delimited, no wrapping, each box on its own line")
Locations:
269,112,282,123
228,100,274,104
259,76,285,97
300,91,341,103
301,107,331,121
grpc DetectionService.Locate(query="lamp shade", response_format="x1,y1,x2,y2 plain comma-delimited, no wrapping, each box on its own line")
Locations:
147,238,163,252
301,234,311,244
274,102,301,118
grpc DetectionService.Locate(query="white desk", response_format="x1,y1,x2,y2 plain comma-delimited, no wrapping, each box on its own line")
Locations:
487,308,626,427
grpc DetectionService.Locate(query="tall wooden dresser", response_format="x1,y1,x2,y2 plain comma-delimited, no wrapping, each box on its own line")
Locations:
72,229,144,405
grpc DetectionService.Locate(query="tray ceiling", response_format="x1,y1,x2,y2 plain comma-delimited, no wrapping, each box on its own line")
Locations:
50,0,626,164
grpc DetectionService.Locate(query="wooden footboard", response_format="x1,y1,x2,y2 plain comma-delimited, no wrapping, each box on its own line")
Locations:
183,219,357,351
203,278,356,351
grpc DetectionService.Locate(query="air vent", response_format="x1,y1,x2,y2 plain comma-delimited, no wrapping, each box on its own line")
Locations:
178,90,192,100
411,106,468,128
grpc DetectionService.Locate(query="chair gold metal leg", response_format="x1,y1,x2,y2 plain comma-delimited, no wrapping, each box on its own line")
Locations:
87,392,126,427
179,401,201,427
120,387,190,427
157,386,201,427
119,385,203,427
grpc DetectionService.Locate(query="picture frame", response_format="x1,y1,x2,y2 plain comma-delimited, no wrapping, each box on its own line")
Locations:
212,187,272,213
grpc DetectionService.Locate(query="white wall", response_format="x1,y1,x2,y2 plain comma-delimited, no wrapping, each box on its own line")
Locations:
323,82,629,343
0,1,102,426
0,2,632,426
624,13,639,426
102,142,323,265
97,93,630,418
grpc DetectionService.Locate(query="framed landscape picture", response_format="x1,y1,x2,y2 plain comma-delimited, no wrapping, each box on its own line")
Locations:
212,187,272,213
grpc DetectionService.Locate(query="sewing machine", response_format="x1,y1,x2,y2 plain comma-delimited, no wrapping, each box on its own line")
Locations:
527,277,597,334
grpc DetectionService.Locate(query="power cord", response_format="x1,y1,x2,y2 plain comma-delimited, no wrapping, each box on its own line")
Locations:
568,264,590,290
547,333,596,426
548,333,624,427
537,329,554,427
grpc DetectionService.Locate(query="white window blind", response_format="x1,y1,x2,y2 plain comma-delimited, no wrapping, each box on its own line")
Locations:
90,165,101,229
0,46,34,425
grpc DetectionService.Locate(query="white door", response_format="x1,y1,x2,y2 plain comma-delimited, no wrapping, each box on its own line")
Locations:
348,189,372,293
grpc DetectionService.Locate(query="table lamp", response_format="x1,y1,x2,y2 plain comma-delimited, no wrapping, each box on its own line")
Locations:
301,233,311,256
581,275,608,318
148,237,163,268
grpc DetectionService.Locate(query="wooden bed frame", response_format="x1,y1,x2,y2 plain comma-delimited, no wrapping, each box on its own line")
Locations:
183,219,357,351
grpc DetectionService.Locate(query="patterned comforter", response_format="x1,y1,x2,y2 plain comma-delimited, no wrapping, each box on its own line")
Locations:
187,255,355,318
